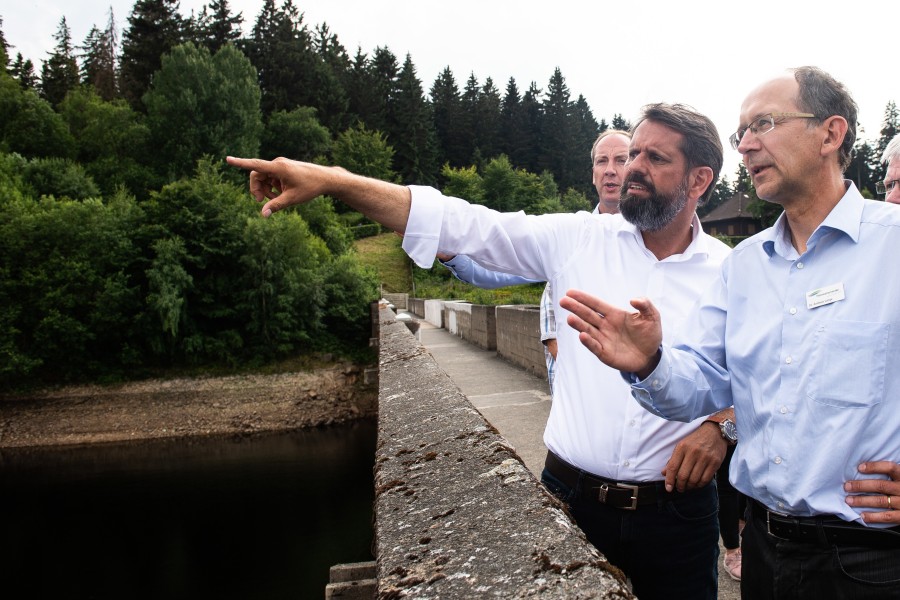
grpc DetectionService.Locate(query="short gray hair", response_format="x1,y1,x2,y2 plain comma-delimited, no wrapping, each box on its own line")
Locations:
882,133,900,165
790,66,858,172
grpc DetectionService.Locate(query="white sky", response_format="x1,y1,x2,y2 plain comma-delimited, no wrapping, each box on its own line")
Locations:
3,0,897,178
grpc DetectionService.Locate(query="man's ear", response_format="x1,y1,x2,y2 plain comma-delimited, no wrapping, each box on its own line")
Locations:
820,115,849,160
690,166,715,202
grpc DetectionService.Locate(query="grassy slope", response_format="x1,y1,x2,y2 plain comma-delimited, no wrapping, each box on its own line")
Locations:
353,233,543,304
354,233,413,293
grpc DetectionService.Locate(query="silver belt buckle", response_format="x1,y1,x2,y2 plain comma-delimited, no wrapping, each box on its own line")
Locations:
599,482,640,510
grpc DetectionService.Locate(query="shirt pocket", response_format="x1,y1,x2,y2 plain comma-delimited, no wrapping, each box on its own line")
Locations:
807,320,889,408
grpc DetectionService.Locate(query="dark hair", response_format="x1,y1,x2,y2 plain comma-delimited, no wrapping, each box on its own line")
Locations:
791,66,858,172
631,103,723,204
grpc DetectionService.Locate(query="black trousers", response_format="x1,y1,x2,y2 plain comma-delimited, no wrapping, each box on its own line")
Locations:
541,466,719,600
742,500,900,599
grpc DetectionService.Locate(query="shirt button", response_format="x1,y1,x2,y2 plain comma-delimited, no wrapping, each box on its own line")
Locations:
777,501,785,510
623,460,631,467
789,307,797,315
651,379,661,390
629,419,636,427
797,262,804,269
785,356,793,364
774,456,783,464
780,406,788,414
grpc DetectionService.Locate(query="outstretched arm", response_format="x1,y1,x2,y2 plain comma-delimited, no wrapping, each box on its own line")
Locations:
559,288,663,378
226,157,411,233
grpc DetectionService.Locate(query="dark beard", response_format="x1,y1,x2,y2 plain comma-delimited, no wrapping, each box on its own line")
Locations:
619,174,690,232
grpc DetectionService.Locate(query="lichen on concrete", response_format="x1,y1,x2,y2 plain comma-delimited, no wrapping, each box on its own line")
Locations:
374,308,634,599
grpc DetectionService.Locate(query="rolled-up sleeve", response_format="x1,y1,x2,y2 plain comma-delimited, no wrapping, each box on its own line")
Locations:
401,186,445,268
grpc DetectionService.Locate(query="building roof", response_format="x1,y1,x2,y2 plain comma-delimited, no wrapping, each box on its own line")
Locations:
700,192,758,224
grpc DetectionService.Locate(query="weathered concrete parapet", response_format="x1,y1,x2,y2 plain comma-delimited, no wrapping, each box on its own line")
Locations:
408,298,425,318
423,299,448,328
383,293,409,311
375,307,633,599
495,305,547,380
443,301,498,351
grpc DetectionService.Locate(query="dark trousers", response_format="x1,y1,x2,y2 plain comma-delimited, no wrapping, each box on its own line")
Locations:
716,444,746,550
541,466,719,600
742,500,900,599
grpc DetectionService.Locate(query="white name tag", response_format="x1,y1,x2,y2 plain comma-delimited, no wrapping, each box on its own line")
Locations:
806,282,845,309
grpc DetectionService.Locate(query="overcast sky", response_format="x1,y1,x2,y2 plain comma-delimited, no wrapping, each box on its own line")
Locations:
3,0,896,178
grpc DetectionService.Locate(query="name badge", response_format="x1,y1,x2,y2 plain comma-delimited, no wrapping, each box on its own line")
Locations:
806,282,845,309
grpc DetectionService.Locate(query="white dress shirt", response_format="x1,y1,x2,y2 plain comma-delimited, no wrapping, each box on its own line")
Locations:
402,186,731,481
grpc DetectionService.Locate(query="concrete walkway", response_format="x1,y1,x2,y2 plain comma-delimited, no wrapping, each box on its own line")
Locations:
410,315,741,600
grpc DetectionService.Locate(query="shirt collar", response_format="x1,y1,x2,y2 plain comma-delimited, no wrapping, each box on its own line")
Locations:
762,181,863,258
617,212,709,261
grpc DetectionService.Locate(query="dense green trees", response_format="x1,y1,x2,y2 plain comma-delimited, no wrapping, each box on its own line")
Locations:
1,2,896,388
143,42,262,180
0,158,379,387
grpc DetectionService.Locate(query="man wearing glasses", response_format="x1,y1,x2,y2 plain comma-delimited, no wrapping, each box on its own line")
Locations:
562,66,900,599
879,133,900,204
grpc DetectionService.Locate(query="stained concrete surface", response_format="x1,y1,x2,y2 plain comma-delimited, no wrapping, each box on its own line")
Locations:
411,316,741,600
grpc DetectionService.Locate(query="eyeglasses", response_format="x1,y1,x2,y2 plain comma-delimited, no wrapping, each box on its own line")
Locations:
876,179,899,196
729,112,818,150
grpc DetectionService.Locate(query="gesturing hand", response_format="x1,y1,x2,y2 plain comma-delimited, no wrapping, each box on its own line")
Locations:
227,156,336,217
560,289,663,378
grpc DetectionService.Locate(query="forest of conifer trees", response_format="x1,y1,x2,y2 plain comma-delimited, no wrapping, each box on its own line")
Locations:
0,0,897,387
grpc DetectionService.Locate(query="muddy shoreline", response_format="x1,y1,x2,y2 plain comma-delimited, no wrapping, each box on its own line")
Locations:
0,362,377,449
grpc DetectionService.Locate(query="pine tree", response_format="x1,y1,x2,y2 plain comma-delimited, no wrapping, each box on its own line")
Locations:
540,68,575,189
307,22,349,133
243,0,344,123
611,113,631,131
0,17,9,70
40,17,80,106
10,54,39,90
119,0,185,109
79,9,119,101
460,73,481,165
520,82,543,174
192,0,243,54
366,46,400,135
474,77,501,161
847,139,878,198
345,48,375,125
570,94,599,195
875,100,899,180
390,54,438,184
430,67,467,168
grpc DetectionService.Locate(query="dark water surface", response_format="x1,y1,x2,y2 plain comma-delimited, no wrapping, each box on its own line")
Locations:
0,420,376,599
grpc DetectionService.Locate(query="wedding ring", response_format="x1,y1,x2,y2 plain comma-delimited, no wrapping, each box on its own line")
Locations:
889,495,894,509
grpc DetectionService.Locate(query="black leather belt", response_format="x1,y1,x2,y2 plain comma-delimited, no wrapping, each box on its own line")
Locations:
751,499,900,549
544,451,662,510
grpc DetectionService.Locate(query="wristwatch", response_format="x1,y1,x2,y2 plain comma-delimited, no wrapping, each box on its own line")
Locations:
705,417,738,445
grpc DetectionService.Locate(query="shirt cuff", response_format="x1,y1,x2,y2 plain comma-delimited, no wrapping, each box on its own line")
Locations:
402,186,445,268
626,346,670,417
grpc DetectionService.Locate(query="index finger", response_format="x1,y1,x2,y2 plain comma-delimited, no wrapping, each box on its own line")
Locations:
560,289,619,319
858,461,900,478
226,156,272,172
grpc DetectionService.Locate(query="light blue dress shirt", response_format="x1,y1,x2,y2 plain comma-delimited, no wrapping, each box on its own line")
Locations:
632,183,900,525
440,254,541,288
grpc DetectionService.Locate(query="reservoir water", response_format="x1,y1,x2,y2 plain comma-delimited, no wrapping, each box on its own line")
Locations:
0,419,376,599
